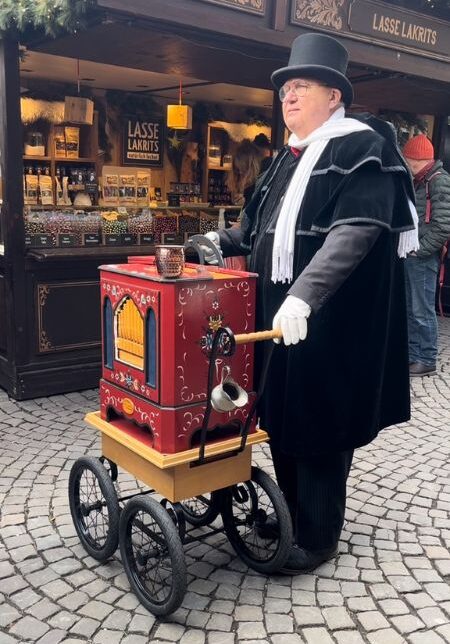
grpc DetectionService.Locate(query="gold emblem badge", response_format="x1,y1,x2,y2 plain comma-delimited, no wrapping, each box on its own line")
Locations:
122,398,135,415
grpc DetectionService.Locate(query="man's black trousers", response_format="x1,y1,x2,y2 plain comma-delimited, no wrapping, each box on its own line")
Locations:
270,444,354,551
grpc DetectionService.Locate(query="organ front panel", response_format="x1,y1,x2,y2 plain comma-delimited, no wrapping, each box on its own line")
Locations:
99,258,256,454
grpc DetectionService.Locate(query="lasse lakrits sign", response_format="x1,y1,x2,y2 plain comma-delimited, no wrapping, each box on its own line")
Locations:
123,118,164,167
348,0,450,56
372,12,436,45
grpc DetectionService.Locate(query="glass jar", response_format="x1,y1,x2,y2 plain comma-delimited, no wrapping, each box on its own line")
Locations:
24,131,45,157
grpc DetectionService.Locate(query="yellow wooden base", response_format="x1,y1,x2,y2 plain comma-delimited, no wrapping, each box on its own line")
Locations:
85,411,269,503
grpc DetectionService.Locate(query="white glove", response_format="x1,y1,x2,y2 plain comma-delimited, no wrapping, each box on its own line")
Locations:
272,295,311,346
200,231,223,265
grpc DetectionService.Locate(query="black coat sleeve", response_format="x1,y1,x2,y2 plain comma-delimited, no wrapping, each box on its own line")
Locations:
218,226,248,257
288,224,382,312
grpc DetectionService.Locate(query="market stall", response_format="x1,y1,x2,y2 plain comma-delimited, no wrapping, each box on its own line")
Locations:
1,0,450,399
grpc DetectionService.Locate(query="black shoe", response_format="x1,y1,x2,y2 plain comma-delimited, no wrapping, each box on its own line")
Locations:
256,513,280,540
280,544,338,574
409,362,436,377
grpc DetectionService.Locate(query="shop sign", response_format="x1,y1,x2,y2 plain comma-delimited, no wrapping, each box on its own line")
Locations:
83,233,100,246
104,234,123,246
123,118,164,167
291,0,450,58
122,234,137,245
27,234,55,248
58,234,77,248
348,1,450,56
162,233,185,245
139,233,154,245
196,0,266,15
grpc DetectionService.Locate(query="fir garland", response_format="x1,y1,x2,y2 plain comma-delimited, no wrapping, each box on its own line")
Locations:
0,0,98,37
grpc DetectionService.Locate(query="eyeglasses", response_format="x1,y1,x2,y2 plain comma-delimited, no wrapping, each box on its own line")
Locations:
279,81,328,103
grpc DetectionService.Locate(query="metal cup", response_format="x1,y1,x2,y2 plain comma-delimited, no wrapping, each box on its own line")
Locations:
155,245,185,278
210,366,249,413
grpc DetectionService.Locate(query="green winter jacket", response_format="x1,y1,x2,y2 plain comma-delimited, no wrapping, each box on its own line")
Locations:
415,160,450,258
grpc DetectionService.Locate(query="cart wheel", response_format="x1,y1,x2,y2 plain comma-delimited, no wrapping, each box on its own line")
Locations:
221,466,293,574
68,456,120,561
119,495,187,616
180,491,222,527
99,456,118,482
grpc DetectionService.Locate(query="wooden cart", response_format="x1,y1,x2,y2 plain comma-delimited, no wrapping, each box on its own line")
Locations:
68,328,293,616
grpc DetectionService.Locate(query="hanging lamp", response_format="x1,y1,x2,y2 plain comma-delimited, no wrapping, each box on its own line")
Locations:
64,59,94,125
167,80,192,130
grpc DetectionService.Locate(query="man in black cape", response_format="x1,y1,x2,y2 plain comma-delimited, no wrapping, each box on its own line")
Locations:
204,33,417,573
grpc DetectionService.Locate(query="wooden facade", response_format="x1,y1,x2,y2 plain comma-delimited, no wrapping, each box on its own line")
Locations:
1,0,450,399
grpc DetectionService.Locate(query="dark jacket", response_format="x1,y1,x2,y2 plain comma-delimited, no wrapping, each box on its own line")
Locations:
415,160,450,258
219,121,415,456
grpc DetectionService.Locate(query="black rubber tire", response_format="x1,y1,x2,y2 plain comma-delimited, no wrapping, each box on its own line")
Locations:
119,495,187,616
68,456,120,561
180,492,222,527
221,466,293,574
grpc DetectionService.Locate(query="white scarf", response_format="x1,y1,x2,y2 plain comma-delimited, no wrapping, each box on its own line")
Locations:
271,107,419,283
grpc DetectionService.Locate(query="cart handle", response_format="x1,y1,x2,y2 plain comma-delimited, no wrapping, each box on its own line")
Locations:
234,329,282,344
185,234,225,268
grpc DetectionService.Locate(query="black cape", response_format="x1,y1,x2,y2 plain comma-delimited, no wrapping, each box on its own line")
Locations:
239,120,414,456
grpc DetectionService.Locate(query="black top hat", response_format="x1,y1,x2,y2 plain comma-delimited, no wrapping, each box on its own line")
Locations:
271,33,353,107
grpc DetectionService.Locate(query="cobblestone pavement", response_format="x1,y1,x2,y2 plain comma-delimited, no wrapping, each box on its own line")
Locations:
1,319,449,644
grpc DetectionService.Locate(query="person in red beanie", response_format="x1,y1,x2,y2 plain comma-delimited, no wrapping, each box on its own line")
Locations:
403,134,450,376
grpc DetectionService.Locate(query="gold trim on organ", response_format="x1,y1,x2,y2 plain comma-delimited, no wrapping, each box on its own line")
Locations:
116,297,144,370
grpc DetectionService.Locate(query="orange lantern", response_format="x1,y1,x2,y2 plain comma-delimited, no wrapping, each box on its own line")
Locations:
167,81,192,130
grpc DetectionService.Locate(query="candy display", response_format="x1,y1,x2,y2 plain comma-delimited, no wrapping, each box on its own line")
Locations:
178,210,200,236
25,212,50,237
152,211,178,244
25,211,102,246
23,206,228,248
127,211,153,236
101,211,128,236
199,210,219,234
50,213,81,245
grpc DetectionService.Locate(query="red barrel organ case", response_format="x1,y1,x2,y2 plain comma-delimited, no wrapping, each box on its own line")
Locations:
99,257,257,454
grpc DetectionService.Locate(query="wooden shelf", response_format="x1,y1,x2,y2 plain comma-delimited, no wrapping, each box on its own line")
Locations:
24,156,96,163
23,156,51,161
23,116,100,210
25,204,99,211
208,165,231,171
54,157,97,164
26,245,157,261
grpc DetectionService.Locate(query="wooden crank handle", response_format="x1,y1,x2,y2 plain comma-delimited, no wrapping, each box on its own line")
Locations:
234,329,282,344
